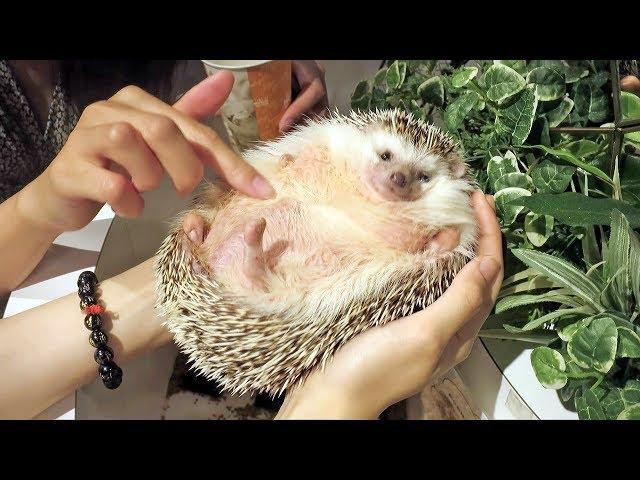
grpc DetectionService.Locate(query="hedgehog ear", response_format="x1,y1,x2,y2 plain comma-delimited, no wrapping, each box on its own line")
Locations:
449,154,467,179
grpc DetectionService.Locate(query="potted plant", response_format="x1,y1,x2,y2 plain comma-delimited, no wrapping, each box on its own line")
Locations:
351,60,640,419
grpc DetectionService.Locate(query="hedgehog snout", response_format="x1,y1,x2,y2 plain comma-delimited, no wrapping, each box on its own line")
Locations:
389,171,407,188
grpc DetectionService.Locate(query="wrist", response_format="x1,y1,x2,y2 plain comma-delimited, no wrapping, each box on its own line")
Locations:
14,179,64,239
101,258,172,362
276,381,384,420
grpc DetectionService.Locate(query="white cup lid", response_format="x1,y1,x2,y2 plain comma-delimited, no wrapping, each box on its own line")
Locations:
202,60,271,70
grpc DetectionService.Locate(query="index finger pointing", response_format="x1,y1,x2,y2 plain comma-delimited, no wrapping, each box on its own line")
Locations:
111,85,275,200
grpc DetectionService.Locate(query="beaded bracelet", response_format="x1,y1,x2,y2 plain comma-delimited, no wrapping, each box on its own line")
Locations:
77,271,123,389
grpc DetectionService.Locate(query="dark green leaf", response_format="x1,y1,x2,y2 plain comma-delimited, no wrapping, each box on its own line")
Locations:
620,91,640,144
417,76,444,107
527,66,565,101
510,248,604,311
605,210,632,312
618,404,640,419
495,86,538,146
484,63,526,104
566,139,599,159
525,145,612,184
352,80,369,99
487,151,519,187
530,346,568,389
493,60,527,74
564,65,589,83
567,316,618,373
496,289,580,314
530,160,575,194
510,193,640,227
479,329,557,345
451,67,478,88
495,172,533,191
573,80,610,124
373,68,387,87
617,327,640,358
494,187,530,225
386,61,407,90
545,97,574,127
576,389,606,420
630,230,640,304
444,91,480,131
524,212,554,247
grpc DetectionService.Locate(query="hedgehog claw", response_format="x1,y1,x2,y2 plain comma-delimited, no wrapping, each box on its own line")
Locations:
182,212,207,275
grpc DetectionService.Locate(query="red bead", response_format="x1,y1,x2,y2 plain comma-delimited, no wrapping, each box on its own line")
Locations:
84,304,104,315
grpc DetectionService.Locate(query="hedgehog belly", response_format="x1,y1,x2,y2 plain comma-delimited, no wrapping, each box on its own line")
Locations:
154,226,468,397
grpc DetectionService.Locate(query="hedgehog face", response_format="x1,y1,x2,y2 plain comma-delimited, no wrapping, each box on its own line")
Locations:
355,124,467,206
359,127,443,203
332,112,476,257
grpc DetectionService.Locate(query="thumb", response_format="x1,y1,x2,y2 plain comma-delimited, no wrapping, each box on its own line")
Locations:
173,70,234,121
412,255,501,342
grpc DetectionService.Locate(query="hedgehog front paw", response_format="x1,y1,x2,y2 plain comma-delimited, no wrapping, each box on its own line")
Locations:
428,227,461,254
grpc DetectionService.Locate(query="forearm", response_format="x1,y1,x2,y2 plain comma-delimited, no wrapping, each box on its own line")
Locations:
275,377,382,420
0,257,171,419
0,185,60,295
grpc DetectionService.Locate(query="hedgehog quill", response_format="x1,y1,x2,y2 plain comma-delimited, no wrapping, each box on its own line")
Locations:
154,109,478,397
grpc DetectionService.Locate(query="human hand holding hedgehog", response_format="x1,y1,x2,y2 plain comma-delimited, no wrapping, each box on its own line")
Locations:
276,192,502,419
155,109,503,417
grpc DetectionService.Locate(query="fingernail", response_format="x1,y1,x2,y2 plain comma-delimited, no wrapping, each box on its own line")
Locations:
479,257,500,284
252,176,276,199
188,229,199,243
485,194,496,212
279,118,294,133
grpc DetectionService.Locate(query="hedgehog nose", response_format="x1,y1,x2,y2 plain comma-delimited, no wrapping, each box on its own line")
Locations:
390,172,407,188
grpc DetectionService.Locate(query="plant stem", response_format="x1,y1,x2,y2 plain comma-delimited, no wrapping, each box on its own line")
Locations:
566,371,602,381
590,374,605,390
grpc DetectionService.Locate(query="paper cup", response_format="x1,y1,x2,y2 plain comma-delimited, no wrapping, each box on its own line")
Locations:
202,60,292,153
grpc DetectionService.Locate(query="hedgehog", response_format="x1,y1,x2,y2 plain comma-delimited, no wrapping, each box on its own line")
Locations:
154,108,477,398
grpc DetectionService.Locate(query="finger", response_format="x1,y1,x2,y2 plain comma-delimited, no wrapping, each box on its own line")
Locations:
408,191,503,342
620,75,640,96
172,71,234,121
279,79,326,133
75,123,164,193
485,193,496,213
80,101,205,196
109,87,275,200
64,161,144,218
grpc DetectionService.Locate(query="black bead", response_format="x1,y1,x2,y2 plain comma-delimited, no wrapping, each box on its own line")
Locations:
89,329,108,348
78,282,95,297
94,346,114,365
84,314,102,330
80,295,96,311
78,271,98,289
99,362,123,389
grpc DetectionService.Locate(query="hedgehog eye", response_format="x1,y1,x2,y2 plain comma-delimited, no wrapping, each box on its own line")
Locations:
418,173,430,183
379,150,392,161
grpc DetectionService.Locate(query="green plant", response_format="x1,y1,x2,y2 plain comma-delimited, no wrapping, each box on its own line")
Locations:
351,60,640,419
500,210,640,419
